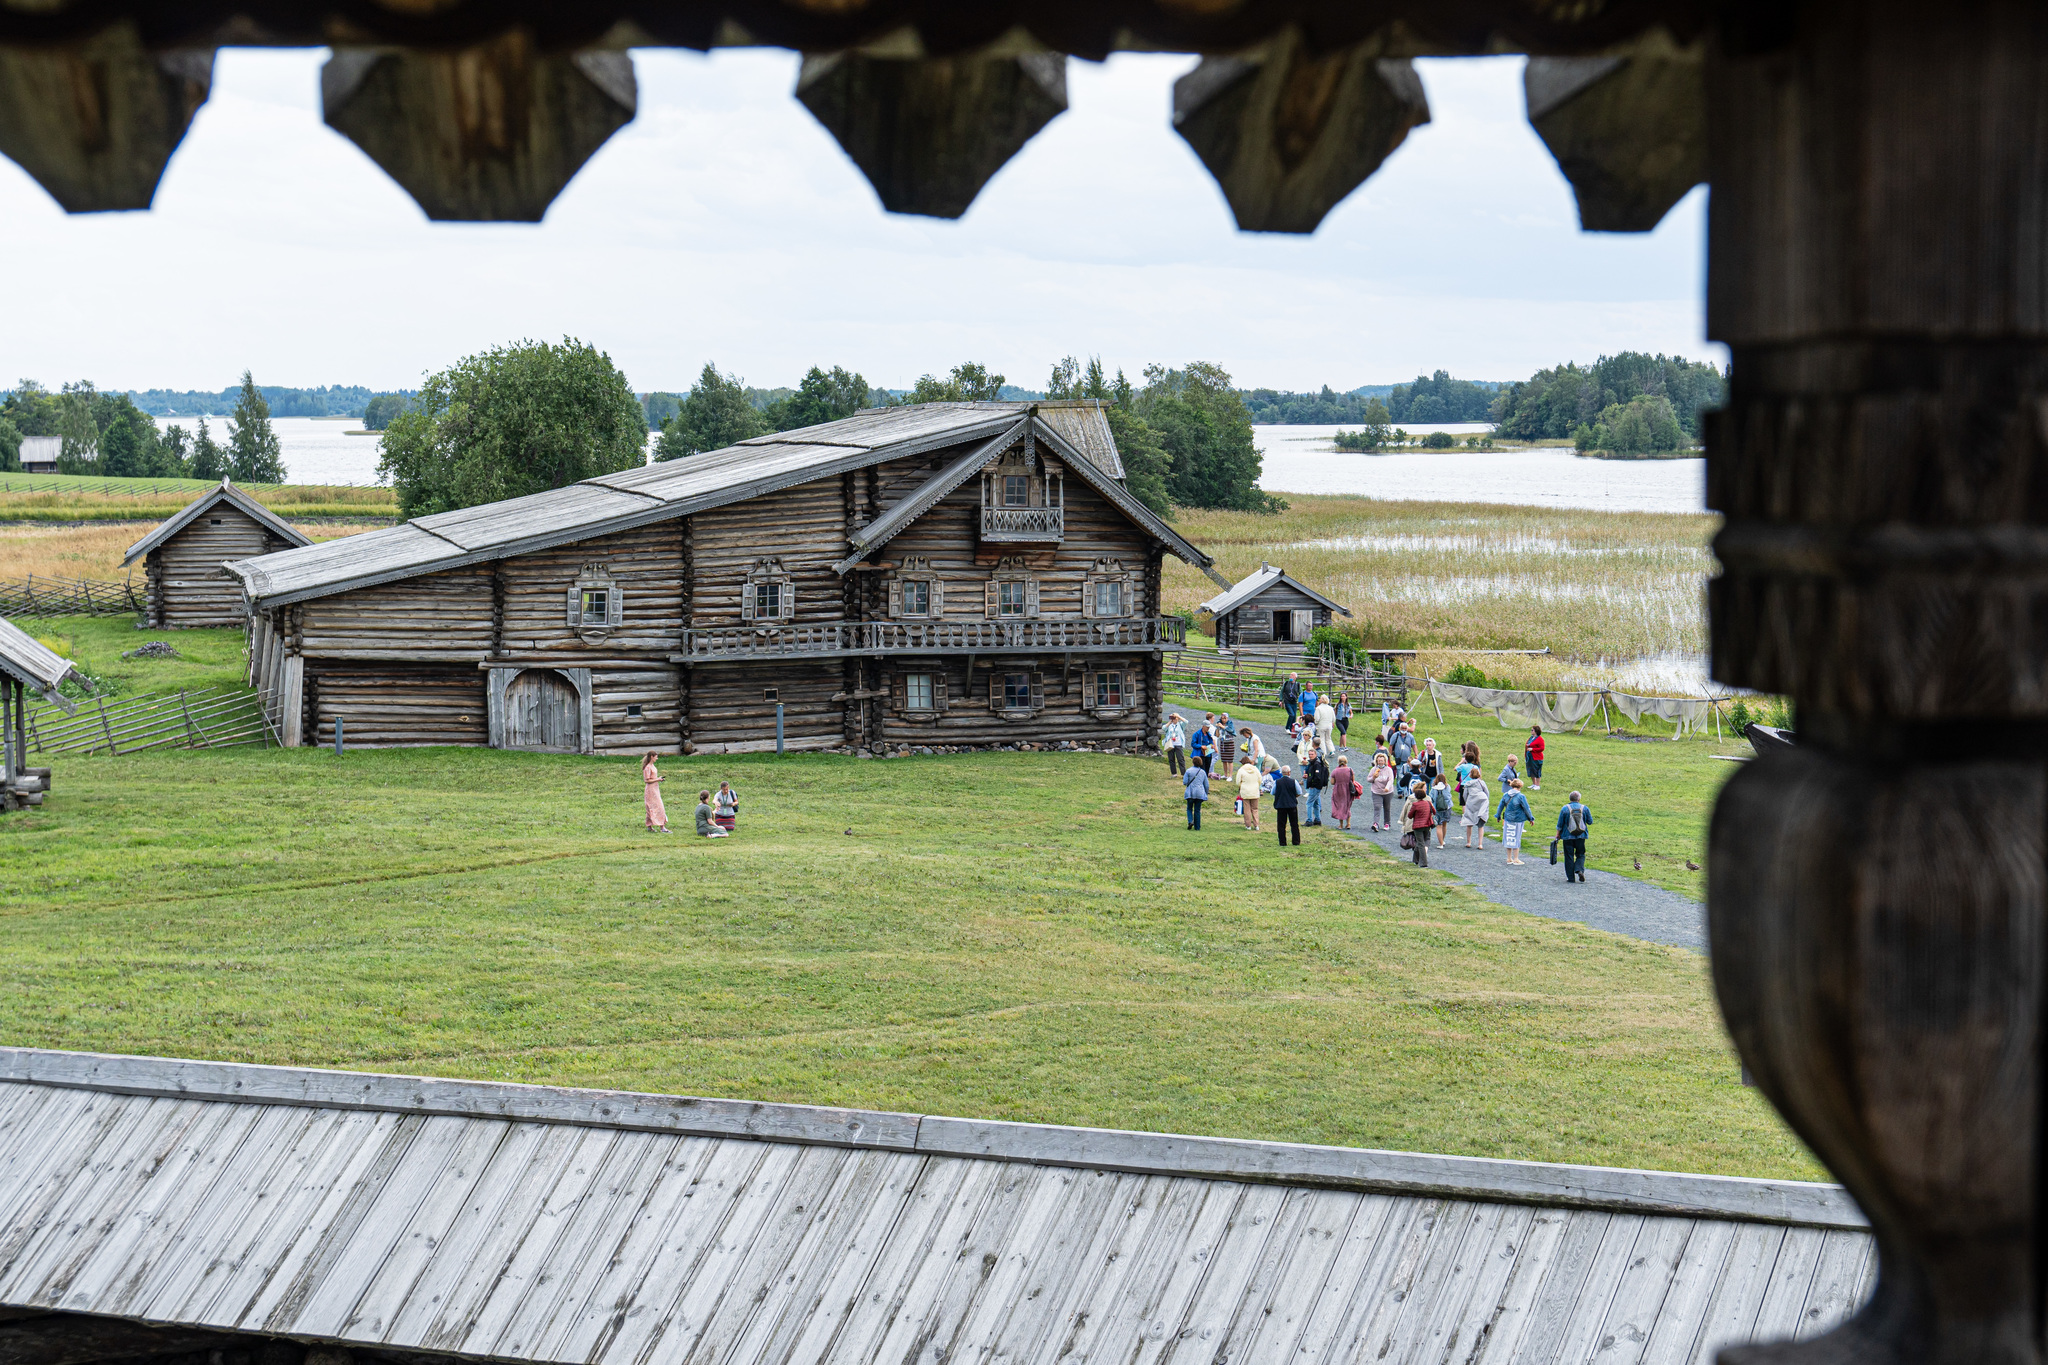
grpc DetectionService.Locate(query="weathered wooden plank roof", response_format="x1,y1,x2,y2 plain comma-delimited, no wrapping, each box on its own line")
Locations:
0,617,79,711
224,403,1212,610
119,478,314,567
0,1047,1867,1365
1033,401,1125,479
1200,562,1353,618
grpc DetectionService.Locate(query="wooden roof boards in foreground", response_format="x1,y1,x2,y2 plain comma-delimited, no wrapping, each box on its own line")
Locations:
0,617,80,710
0,1048,1868,1365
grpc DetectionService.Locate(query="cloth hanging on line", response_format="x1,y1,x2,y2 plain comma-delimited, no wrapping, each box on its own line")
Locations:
1429,679,1718,738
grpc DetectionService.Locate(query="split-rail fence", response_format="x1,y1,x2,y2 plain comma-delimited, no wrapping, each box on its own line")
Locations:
23,687,275,756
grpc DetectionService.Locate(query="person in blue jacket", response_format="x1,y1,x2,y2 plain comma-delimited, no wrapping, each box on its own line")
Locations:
1189,716,1216,773
1496,779,1534,865
1556,790,1593,881
1182,762,1211,829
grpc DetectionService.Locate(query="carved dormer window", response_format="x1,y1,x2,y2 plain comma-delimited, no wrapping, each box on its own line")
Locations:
742,557,796,623
886,554,944,619
1082,556,1136,619
566,564,623,643
981,432,1063,511
985,554,1039,619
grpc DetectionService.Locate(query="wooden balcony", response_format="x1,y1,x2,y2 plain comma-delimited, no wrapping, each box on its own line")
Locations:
980,505,1064,542
675,616,1186,662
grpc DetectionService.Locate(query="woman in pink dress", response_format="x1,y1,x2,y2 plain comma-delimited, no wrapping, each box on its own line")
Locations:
642,752,670,832
1328,753,1357,830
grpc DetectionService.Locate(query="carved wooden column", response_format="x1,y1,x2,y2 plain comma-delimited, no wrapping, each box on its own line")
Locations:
1706,4,2048,1364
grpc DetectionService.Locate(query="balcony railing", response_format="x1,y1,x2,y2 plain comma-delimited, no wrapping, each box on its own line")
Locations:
980,505,1064,541
677,616,1187,661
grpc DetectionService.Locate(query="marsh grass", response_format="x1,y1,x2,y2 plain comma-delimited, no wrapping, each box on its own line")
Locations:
0,521,374,581
1166,496,1717,662
0,483,399,523
0,743,1812,1178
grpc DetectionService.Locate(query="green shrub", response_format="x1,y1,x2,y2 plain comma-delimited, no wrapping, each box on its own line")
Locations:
1306,625,1362,667
1421,431,1457,449
1443,661,1488,687
1728,698,1753,731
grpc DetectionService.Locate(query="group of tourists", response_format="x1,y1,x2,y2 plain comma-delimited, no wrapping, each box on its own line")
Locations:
641,754,740,837
1163,678,1594,880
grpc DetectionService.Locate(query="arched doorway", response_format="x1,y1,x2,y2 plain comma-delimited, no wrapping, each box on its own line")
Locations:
502,669,580,752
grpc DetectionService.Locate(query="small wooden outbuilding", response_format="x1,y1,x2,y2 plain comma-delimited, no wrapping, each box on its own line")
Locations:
0,616,78,810
17,436,59,474
121,479,310,628
1199,562,1350,651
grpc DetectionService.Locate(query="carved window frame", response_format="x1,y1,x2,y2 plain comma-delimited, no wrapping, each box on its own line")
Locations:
890,660,949,721
985,555,1040,619
1087,669,1131,718
566,564,624,644
886,554,944,619
989,665,1045,719
741,557,796,624
1081,556,1137,620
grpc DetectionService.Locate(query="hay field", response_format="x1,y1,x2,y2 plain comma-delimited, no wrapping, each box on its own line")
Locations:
0,482,398,523
0,520,375,581
1166,495,1716,666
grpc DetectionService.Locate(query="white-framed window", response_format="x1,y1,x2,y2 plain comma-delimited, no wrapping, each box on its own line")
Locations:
906,673,934,710
1093,671,1126,710
886,555,943,620
741,557,795,622
985,557,1038,619
1082,557,1135,620
1003,673,1032,710
902,579,931,616
567,564,624,639
892,664,947,718
1004,474,1029,506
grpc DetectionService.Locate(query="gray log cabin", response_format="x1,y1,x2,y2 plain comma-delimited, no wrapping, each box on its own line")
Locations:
222,402,1218,756
122,479,311,628
1200,562,1350,652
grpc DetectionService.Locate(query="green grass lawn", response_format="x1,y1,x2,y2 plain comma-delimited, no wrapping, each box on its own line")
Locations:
28,616,248,695
0,743,1814,1180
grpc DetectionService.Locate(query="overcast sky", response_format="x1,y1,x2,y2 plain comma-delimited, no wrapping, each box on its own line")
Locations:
0,48,1715,397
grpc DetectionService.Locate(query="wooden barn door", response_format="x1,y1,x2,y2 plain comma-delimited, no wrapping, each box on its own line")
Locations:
503,670,579,752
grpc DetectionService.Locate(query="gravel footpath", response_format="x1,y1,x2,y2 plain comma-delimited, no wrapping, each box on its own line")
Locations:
1172,708,1706,952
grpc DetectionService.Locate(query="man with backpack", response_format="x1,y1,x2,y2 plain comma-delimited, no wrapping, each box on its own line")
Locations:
1302,747,1330,826
1279,673,1302,729
1556,790,1593,882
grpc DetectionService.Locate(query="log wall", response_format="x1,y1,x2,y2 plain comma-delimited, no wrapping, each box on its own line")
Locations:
687,476,850,629
1222,584,1330,647
876,653,1151,749
297,567,494,661
309,662,488,748
148,506,292,628
685,661,844,754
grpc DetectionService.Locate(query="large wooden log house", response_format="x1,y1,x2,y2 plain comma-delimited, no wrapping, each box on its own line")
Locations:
224,401,1217,756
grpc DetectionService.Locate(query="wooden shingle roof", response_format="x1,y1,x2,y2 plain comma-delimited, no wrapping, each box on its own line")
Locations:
0,1047,1867,1365
120,479,313,567
0,618,80,712
224,403,1214,609
1199,563,1352,618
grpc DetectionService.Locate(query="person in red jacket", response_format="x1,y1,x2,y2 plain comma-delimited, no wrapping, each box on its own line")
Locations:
1405,781,1435,867
1525,726,1546,791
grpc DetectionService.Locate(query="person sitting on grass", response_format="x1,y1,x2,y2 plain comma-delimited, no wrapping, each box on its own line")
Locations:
1497,778,1533,865
714,780,739,833
695,790,728,838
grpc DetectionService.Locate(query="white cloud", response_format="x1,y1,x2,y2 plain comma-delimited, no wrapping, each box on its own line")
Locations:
0,48,1717,395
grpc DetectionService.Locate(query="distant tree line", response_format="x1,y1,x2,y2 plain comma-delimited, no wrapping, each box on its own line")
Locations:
1239,374,1500,425
1489,352,1724,441
0,373,285,481
120,383,412,419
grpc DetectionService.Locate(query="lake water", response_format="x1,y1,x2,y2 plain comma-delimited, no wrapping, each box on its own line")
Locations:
1254,424,1707,515
162,416,387,486
166,417,1708,518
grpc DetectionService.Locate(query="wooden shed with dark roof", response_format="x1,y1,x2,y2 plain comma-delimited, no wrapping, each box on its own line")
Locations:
122,479,312,629
0,616,79,812
1199,562,1351,652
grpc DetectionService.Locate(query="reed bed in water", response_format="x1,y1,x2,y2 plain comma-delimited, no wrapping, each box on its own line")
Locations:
0,521,374,582
1163,495,1717,662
